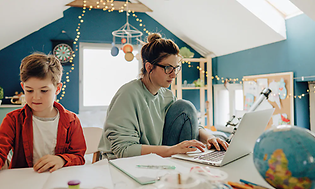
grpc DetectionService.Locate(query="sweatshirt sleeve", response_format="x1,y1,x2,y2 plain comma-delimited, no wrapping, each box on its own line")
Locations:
56,116,86,166
104,90,143,158
0,115,15,169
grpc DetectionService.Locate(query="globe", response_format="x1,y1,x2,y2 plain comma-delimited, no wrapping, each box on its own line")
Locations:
253,125,315,189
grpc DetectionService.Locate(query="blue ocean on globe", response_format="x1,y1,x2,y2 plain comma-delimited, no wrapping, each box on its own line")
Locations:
253,125,315,189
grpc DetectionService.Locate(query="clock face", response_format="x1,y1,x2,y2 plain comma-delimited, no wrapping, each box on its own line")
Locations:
53,43,73,63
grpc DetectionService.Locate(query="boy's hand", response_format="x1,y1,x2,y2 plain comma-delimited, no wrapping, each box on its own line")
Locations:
33,155,65,173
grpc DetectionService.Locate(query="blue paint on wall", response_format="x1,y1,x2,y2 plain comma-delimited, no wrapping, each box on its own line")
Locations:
214,14,315,129
0,9,314,129
0,7,201,113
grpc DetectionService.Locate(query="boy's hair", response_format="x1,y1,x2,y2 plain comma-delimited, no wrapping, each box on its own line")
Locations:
20,52,63,86
140,33,180,77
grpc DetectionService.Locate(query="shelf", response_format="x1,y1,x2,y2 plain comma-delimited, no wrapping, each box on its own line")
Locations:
0,104,24,108
182,58,206,62
171,57,213,126
173,85,209,90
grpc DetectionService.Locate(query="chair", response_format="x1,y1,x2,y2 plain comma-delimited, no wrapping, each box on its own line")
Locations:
82,127,103,164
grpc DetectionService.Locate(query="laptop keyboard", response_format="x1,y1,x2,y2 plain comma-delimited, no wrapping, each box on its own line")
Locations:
194,151,226,162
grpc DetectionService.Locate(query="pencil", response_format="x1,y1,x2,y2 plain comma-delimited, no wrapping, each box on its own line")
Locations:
240,179,269,189
227,181,253,189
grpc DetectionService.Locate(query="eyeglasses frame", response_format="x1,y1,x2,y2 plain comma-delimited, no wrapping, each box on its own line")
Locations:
154,63,182,75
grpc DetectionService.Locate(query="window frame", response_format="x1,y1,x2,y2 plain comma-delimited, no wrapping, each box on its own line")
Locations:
213,83,243,126
79,42,141,113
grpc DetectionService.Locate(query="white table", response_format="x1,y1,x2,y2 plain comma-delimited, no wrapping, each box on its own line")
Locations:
109,153,273,189
0,153,273,189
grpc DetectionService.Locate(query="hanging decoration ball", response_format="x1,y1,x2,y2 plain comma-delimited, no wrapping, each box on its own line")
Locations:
135,53,141,60
121,38,127,44
122,43,133,53
125,52,134,62
111,42,115,46
111,46,119,56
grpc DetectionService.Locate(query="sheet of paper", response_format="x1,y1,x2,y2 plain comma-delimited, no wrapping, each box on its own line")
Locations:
109,153,190,185
43,163,114,189
256,78,268,92
244,81,259,97
0,168,50,189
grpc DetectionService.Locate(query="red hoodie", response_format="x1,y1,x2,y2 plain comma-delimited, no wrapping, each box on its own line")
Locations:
0,102,86,169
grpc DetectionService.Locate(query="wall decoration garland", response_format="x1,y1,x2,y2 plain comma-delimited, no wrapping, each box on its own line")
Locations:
56,1,311,102
56,2,86,103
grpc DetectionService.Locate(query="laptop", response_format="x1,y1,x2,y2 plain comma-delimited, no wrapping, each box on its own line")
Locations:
171,108,275,167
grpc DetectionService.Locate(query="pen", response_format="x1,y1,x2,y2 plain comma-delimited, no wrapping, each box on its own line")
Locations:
136,165,176,170
240,179,270,189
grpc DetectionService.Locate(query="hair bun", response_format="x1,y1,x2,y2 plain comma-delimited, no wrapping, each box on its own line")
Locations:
147,33,162,43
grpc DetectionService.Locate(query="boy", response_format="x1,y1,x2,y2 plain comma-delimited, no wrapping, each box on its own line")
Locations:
0,52,86,173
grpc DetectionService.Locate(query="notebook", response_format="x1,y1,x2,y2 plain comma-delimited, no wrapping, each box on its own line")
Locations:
171,108,274,167
109,153,190,185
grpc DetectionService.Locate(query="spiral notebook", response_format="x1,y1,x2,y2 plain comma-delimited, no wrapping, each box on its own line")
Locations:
109,153,190,185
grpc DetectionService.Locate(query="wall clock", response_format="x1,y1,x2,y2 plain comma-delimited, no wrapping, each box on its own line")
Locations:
51,39,74,65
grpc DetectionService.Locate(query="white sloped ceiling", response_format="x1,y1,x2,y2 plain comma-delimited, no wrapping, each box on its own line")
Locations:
0,0,72,50
1,0,313,57
140,0,287,57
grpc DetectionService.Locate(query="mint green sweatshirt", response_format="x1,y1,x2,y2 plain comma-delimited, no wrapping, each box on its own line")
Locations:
98,79,176,159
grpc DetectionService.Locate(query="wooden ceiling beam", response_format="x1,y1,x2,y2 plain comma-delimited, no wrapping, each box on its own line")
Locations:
66,0,152,12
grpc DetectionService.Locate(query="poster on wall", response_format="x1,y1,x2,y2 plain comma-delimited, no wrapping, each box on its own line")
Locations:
243,72,294,130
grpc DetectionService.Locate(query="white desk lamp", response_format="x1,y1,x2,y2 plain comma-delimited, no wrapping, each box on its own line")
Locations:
226,88,272,143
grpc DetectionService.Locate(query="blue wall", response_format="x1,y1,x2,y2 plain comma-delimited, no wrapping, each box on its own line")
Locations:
214,14,315,129
0,7,201,113
1,9,314,128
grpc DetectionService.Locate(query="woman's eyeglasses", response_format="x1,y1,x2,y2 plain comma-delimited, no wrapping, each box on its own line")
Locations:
155,64,182,75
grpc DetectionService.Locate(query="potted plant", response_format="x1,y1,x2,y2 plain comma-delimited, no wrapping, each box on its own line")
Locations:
0,87,3,105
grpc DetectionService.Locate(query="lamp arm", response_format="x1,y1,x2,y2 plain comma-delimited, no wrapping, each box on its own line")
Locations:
226,88,272,143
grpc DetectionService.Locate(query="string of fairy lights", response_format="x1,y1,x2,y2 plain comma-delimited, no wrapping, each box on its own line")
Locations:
56,1,311,102
56,1,87,102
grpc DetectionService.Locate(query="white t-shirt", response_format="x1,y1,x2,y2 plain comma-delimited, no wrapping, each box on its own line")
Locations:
32,111,59,165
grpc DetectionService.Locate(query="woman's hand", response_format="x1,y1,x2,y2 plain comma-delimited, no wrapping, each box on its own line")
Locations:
167,139,206,156
199,129,229,151
33,155,65,173
205,136,229,151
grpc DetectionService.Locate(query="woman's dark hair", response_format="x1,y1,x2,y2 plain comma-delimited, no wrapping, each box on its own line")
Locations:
140,33,180,77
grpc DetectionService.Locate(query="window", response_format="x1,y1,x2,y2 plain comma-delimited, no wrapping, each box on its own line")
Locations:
309,82,315,132
265,0,303,19
79,42,140,112
213,84,244,127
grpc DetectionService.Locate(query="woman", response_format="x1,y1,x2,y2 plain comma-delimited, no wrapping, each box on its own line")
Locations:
98,33,228,159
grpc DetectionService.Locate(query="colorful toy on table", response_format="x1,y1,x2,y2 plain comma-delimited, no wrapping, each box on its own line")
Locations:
68,180,80,189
